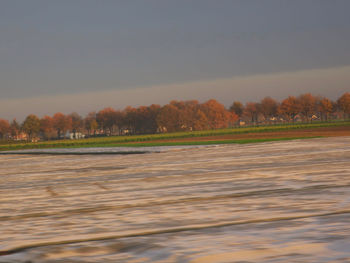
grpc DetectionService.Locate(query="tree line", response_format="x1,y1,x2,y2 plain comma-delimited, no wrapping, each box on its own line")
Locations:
0,92,349,141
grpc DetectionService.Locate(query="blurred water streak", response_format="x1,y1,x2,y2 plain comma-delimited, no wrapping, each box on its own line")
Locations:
1,137,350,262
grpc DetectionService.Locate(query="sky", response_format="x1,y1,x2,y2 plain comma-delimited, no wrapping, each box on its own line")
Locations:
1,0,350,121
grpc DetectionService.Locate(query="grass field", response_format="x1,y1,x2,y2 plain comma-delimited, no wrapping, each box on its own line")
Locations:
1,121,349,152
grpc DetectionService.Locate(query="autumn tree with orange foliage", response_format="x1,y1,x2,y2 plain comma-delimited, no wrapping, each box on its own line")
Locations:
84,112,98,136
260,97,278,122
243,102,259,123
96,107,122,135
157,100,212,132
156,104,182,132
200,99,236,129
279,96,301,122
123,106,138,134
10,119,20,139
53,113,72,139
229,101,244,118
69,112,84,139
0,119,10,139
134,104,160,134
192,109,209,131
182,100,208,131
40,115,55,140
298,93,316,122
22,114,41,141
337,92,350,119
318,97,333,121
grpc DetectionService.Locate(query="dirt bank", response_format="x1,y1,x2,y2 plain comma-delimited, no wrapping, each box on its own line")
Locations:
134,126,350,144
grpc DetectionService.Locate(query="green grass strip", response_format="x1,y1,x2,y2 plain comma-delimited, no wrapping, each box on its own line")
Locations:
0,120,348,151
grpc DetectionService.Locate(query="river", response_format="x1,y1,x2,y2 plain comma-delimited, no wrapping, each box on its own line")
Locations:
1,137,350,262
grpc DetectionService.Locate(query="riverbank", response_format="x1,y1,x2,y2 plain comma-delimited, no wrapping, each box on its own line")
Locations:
1,121,349,151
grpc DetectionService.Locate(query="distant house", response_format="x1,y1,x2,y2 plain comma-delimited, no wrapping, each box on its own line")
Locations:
157,126,167,133
12,132,28,141
239,120,245,126
311,115,319,121
10,132,40,142
64,131,85,139
180,124,192,131
120,128,131,135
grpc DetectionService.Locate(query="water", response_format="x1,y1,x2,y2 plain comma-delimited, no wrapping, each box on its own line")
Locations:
0,137,350,262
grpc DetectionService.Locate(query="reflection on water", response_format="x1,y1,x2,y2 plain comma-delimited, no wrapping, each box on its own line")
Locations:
1,137,350,262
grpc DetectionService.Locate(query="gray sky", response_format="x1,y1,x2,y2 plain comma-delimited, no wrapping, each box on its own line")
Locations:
1,0,350,120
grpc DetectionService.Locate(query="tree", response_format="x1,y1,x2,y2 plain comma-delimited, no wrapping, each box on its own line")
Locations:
156,104,182,132
22,114,40,141
123,106,138,134
96,107,121,135
243,102,259,124
192,109,209,130
298,93,316,122
279,96,300,122
84,112,98,136
260,97,278,122
200,99,232,129
40,116,55,140
0,119,10,139
146,104,161,133
318,97,333,121
9,119,20,139
156,100,211,132
133,104,160,134
337,92,350,119
69,112,84,139
182,100,207,131
229,101,244,118
53,113,72,139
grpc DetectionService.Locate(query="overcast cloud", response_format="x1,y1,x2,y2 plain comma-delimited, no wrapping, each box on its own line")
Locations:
1,0,350,120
